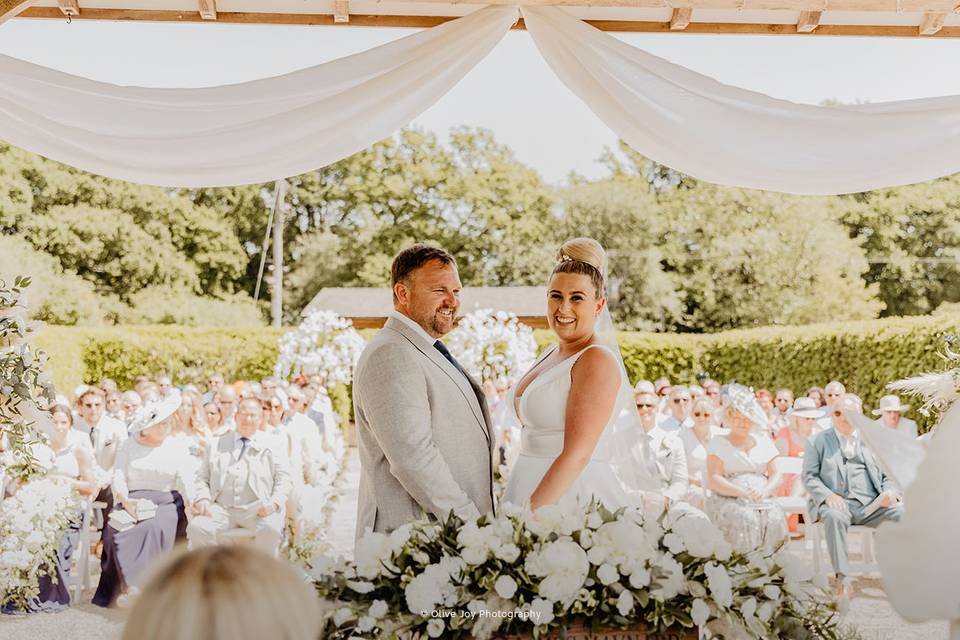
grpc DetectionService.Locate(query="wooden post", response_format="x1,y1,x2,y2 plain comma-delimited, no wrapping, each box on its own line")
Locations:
271,179,287,329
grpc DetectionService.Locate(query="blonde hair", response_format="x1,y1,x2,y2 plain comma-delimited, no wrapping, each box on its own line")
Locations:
122,546,321,640
551,237,607,296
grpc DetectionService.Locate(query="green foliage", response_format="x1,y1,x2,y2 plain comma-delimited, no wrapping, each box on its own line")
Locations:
0,236,120,325
120,286,265,327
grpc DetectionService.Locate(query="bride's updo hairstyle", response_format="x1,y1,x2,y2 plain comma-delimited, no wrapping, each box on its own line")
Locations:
551,237,607,297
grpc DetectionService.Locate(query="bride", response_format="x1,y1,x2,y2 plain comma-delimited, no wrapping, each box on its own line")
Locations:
503,237,640,511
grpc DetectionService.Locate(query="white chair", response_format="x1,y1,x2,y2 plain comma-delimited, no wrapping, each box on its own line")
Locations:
772,456,815,551
807,522,879,576
71,498,107,601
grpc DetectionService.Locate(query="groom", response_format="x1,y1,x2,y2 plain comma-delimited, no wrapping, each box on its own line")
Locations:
353,244,495,542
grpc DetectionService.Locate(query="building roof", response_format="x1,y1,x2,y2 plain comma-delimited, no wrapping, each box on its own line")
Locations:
13,0,960,38
304,286,547,319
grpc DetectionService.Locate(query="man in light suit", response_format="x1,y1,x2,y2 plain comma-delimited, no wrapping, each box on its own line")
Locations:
631,392,689,509
353,244,495,543
872,394,918,439
802,394,903,597
188,398,292,554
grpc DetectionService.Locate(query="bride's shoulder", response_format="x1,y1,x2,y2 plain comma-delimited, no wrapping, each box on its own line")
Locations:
570,344,619,379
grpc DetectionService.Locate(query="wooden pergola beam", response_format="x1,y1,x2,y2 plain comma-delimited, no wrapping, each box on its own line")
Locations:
797,9,821,32
919,10,947,35
670,7,692,30
198,0,216,21
57,0,79,16
333,0,350,23
16,7,960,37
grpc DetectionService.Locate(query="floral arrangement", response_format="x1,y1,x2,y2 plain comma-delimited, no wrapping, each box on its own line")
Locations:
0,477,82,610
888,333,960,416
274,310,366,389
311,501,851,640
1,276,57,484
447,310,538,386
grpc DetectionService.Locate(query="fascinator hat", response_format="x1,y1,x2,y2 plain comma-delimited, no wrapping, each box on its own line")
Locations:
129,390,181,435
722,383,769,431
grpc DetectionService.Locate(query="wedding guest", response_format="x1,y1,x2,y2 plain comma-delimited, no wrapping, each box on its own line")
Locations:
282,387,327,486
689,384,705,399
775,397,824,533
94,395,196,608
3,406,97,613
872,395,918,439
188,399,292,554
706,385,786,554
75,387,128,472
802,393,903,599
105,390,123,420
633,379,655,396
202,372,225,404
816,381,847,431
629,392,689,510
99,378,119,395
772,388,794,431
657,385,693,433
121,546,321,640
654,377,672,398
807,386,826,408
203,401,225,434
120,391,143,424
157,375,174,399
214,387,239,432
703,379,722,409
133,375,151,397
168,391,208,460
680,397,725,509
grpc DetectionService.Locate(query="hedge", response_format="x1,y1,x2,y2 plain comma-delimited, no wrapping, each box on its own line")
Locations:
32,315,960,433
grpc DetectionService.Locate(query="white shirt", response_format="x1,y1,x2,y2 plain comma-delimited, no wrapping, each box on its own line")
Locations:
837,429,859,458
389,310,437,346
112,438,197,502
657,415,693,434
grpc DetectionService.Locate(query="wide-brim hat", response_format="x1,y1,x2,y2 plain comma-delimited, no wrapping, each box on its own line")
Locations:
129,391,181,434
789,396,825,419
723,383,769,429
871,394,911,416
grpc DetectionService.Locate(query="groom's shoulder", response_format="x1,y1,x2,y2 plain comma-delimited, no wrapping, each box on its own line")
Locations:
361,327,420,364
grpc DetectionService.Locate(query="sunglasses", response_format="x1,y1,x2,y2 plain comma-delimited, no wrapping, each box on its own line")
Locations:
673,398,691,403
833,411,843,417
636,403,655,409
693,412,713,417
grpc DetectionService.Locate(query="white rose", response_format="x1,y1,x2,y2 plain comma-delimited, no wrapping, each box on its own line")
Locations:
332,607,353,626
530,598,555,625
357,616,376,632
616,590,634,616
597,563,619,586
691,598,711,627
369,600,389,619
427,618,445,638
628,567,651,589
347,580,375,594
494,574,518,599
494,543,521,564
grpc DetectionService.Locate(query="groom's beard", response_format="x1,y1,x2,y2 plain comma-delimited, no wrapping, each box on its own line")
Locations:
410,305,458,338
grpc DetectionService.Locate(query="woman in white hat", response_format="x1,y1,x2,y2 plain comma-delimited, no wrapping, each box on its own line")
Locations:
872,395,918,439
774,397,824,533
706,384,787,554
93,392,197,608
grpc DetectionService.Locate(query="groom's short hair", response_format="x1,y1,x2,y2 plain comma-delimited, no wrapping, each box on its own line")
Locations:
391,244,456,302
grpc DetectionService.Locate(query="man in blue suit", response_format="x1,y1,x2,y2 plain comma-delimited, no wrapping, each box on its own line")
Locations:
803,394,903,596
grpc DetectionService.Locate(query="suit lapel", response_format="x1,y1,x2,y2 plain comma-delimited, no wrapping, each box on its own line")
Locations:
827,429,848,483
385,317,490,443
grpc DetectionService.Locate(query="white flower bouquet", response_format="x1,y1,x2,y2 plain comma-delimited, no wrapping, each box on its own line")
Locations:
311,501,852,639
0,477,82,611
447,309,538,387
274,310,366,389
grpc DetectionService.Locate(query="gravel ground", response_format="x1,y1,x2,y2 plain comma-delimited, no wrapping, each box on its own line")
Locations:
0,447,949,640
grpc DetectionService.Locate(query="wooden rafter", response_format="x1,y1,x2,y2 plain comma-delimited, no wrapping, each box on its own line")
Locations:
797,10,821,32
334,0,350,23
57,0,79,16
670,7,693,30
919,10,947,34
198,0,217,20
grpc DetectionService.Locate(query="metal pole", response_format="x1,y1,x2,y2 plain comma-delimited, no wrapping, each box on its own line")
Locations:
271,179,287,328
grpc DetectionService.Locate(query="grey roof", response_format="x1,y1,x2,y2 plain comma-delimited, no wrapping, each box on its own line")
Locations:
304,286,547,318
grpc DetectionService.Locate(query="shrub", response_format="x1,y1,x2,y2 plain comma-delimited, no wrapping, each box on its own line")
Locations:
121,286,266,327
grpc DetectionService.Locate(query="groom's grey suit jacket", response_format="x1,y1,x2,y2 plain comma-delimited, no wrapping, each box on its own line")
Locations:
353,316,495,542
802,427,894,521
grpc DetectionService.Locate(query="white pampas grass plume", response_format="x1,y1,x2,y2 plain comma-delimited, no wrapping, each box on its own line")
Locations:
888,371,960,415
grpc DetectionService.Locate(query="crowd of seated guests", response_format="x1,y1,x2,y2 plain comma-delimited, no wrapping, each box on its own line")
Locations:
0,371,342,612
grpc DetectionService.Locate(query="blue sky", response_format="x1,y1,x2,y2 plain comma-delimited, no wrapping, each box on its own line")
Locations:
4,17,960,184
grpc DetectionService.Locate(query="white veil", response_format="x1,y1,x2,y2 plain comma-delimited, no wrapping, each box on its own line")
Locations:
594,304,654,495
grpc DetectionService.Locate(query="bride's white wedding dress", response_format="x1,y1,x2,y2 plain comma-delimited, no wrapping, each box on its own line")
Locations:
502,343,633,510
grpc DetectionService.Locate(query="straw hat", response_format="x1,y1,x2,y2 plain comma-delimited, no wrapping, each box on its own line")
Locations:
871,394,911,416
788,396,825,419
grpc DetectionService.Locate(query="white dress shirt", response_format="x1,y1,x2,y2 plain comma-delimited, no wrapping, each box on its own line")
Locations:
389,310,437,345
112,438,197,503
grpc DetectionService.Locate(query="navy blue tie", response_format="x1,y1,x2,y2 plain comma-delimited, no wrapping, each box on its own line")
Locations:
238,436,250,459
434,340,468,379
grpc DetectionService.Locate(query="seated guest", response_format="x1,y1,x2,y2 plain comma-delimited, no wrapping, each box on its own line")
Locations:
806,386,826,408
633,379,656,396
283,387,328,486
121,546,321,640
169,391,210,458
3,406,97,613
680,397,725,509
702,379,722,408
816,381,846,431
657,385,693,433
628,392,690,512
93,395,195,608
203,400,225,435
213,387,239,434
106,391,124,421
188,399,292,555
202,372,225,405
802,393,903,599
653,377,672,421
872,394,918,439
754,389,776,435
775,397,824,533
772,388,794,432
120,391,143,425
706,384,786,554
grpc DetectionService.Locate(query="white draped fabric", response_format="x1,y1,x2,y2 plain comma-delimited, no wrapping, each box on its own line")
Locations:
0,6,517,187
6,6,960,192
521,6,960,195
